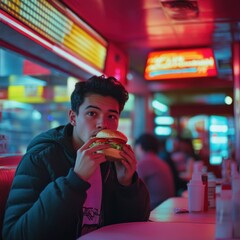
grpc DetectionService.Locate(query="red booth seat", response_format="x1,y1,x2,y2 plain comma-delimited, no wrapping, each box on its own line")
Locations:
0,155,22,234
0,155,22,167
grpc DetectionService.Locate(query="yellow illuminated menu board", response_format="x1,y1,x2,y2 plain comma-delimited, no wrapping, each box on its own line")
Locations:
0,0,107,71
144,48,217,80
8,85,45,103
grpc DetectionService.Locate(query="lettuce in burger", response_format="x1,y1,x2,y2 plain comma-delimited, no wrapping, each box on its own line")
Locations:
90,129,128,161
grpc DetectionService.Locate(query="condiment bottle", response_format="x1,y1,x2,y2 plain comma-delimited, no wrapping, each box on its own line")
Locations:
187,164,204,212
208,180,216,208
201,166,208,211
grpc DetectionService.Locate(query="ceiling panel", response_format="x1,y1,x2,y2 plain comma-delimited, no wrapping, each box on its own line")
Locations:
61,0,240,108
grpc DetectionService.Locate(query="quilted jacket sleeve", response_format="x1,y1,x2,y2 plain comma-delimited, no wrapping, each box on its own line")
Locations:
2,149,89,240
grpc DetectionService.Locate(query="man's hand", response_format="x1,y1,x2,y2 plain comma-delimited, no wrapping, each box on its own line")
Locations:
73,137,111,181
114,144,137,186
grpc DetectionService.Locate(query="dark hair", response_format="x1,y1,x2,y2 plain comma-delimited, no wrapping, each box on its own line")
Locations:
71,75,129,114
135,133,159,153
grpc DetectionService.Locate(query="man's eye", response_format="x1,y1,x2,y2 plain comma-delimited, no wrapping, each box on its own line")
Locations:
87,111,96,117
109,115,118,120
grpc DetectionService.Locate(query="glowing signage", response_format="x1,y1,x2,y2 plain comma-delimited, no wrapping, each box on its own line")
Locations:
8,85,45,103
144,48,217,80
0,0,107,71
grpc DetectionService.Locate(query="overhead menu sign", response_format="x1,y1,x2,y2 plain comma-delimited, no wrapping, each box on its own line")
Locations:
0,0,107,71
144,48,217,80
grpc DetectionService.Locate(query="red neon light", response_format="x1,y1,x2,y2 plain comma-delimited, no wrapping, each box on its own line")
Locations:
144,48,217,80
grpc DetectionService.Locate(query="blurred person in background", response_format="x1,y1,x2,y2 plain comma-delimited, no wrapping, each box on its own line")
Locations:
158,139,187,196
135,133,175,210
2,75,150,240
169,137,198,181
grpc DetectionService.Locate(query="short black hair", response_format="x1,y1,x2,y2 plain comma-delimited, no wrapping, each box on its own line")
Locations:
71,75,129,114
135,133,159,153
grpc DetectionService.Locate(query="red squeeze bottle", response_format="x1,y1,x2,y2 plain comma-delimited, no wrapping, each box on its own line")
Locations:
202,168,208,212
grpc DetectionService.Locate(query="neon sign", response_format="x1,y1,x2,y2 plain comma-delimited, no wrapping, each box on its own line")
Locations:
144,48,217,80
0,0,107,71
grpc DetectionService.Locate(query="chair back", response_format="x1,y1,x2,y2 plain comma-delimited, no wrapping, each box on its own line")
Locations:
0,155,22,234
0,155,22,167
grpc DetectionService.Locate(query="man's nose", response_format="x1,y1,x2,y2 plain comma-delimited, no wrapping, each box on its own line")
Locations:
96,117,108,129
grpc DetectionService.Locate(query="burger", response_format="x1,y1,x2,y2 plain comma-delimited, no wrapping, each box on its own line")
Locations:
90,129,128,161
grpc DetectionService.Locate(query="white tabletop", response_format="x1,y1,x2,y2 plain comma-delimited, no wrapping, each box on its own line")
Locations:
150,197,216,224
77,221,216,240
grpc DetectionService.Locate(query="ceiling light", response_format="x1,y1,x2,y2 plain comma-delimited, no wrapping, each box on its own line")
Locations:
224,96,232,105
152,100,168,112
161,0,199,20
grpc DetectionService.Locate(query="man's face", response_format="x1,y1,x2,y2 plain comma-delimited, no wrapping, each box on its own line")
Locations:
69,94,120,148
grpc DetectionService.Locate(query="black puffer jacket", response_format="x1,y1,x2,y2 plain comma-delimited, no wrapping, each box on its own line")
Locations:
2,124,150,240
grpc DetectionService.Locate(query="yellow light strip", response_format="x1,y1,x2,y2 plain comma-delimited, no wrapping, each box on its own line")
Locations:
0,12,103,76
0,0,107,70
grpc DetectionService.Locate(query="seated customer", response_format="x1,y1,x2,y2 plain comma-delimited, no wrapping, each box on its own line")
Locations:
158,139,187,196
135,133,175,210
2,75,150,240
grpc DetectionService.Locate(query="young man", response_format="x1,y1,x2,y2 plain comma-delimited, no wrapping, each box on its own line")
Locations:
2,75,150,240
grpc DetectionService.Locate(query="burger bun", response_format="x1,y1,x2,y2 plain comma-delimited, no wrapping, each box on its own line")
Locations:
96,129,127,142
93,129,128,161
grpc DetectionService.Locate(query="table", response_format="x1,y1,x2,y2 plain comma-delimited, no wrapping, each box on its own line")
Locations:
77,221,216,240
78,197,217,240
150,197,216,224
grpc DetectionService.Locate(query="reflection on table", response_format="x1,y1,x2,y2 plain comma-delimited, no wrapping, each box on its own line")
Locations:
77,197,216,240
77,221,215,240
150,197,216,224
